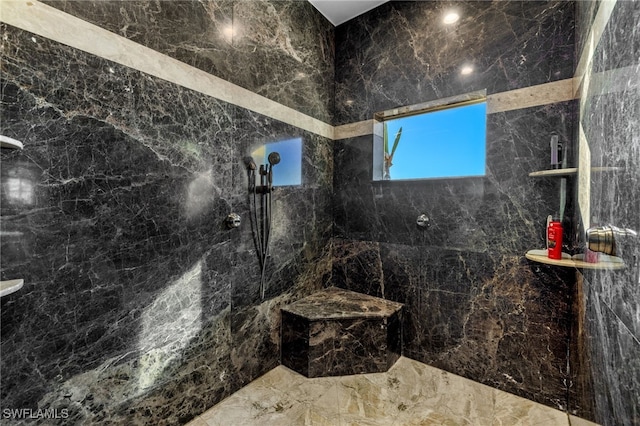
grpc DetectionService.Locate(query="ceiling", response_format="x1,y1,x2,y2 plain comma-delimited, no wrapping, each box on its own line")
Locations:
308,0,389,26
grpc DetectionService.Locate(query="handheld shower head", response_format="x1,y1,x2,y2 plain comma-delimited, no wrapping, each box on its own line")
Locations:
268,152,281,166
244,156,257,171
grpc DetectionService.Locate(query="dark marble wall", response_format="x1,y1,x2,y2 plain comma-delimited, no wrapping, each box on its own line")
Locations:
43,0,335,124
8,0,635,424
0,2,333,422
332,0,577,411
335,0,575,125
573,1,640,424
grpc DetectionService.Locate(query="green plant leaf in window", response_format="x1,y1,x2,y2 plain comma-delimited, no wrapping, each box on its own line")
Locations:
383,125,402,180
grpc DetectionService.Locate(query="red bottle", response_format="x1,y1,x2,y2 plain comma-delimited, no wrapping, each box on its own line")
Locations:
547,220,563,259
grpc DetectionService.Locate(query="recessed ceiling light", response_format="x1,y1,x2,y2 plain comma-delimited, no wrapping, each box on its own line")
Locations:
443,12,460,25
461,65,474,75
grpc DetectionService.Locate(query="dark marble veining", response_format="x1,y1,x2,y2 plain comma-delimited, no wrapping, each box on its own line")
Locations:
7,0,634,424
1,17,333,425
43,0,335,123
334,101,576,254
283,287,403,319
331,239,574,409
575,1,600,59
335,0,575,125
332,0,578,407
572,1,640,423
281,288,402,377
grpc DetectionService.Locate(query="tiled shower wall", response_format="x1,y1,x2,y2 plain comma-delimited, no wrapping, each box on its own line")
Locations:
332,0,578,410
573,1,640,424
3,0,636,424
0,1,333,424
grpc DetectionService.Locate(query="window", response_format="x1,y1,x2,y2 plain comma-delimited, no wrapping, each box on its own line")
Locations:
251,137,302,186
373,92,487,181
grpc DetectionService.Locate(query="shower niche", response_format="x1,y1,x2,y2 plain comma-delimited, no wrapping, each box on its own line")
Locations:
281,287,403,378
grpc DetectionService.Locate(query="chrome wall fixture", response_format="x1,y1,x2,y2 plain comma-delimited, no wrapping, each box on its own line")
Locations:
225,213,241,229
244,152,281,299
416,214,431,228
586,225,638,256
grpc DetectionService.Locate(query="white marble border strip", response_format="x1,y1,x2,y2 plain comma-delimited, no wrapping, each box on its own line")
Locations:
335,79,577,139
0,0,335,140
577,122,592,229
334,120,375,140
0,0,617,143
486,79,576,114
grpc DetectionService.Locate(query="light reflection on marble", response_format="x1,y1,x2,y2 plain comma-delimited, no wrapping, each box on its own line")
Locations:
0,16,333,424
190,357,597,426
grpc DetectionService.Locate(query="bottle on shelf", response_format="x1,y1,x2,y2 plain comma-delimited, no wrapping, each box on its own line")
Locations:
547,216,563,260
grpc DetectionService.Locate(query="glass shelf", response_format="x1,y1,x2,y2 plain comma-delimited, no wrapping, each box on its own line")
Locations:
525,249,625,270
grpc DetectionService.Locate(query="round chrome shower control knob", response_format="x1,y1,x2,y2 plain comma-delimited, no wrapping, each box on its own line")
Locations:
416,214,430,228
225,213,241,229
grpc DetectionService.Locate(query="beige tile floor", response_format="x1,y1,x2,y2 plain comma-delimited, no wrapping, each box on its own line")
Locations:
188,357,598,426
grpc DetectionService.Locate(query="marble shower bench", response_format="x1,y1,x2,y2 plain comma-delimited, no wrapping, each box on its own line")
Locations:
281,287,403,378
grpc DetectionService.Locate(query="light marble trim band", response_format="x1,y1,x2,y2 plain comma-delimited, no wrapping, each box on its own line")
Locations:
486,79,576,114
335,78,577,140
334,120,376,140
0,0,609,143
0,0,334,140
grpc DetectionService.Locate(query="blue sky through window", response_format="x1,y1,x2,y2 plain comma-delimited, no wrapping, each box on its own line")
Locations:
384,102,486,180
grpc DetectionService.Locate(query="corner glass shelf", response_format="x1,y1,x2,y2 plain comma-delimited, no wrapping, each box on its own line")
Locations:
0,279,24,297
525,249,625,270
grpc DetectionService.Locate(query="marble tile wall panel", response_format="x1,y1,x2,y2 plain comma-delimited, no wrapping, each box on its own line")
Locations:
331,238,574,410
335,0,575,125
229,105,334,309
280,288,402,378
575,1,600,60
581,281,640,426
0,19,333,424
333,58,577,409
334,101,577,254
386,308,402,364
42,0,336,123
280,311,310,377
306,315,397,378
573,1,640,423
